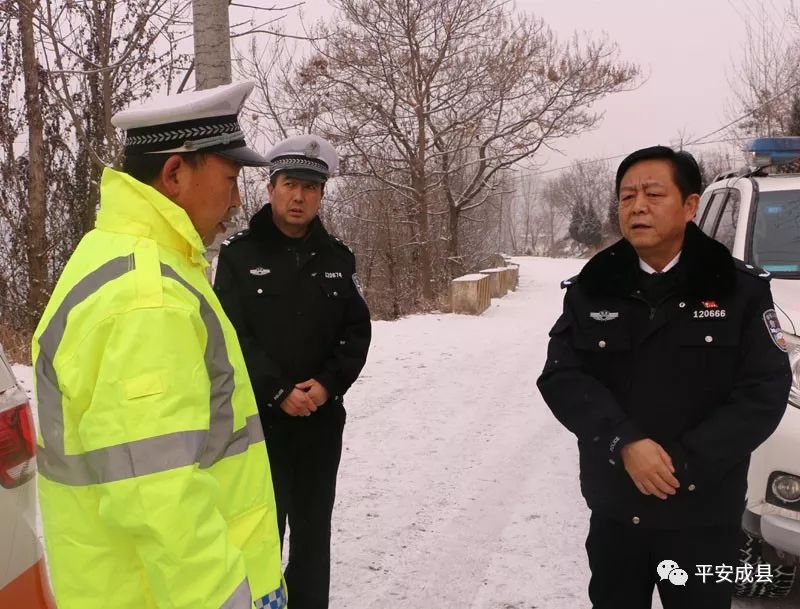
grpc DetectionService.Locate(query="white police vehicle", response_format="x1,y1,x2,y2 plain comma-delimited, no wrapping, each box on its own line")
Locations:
0,343,55,607
697,137,800,598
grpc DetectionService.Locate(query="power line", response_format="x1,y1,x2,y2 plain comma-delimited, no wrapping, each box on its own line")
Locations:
517,4,800,182
518,74,800,182
519,136,743,181
687,77,800,146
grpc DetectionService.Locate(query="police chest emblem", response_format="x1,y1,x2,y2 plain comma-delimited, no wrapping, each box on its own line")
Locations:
692,299,727,319
590,310,619,322
763,308,788,352
249,267,271,276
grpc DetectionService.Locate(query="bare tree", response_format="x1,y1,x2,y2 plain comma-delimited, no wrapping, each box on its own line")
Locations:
727,0,800,139
789,93,800,135
235,20,328,142
696,148,739,187
291,0,638,300
506,174,541,255
0,0,191,349
17,0,48,326
33,0,192,233
322,175,424,318
539,159,615,256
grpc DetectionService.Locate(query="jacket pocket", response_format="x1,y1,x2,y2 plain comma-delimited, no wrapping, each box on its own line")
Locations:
678,321,740,348
572,324,632,391
678,321,739,397
250,275,284,297
573,324,631,352
317,277,352,299
123,371,165,400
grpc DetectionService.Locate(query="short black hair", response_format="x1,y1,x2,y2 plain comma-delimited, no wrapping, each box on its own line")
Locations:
122,152,208,185
615,145,702,200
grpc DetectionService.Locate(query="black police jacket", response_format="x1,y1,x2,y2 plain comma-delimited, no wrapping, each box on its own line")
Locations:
537,222,791,528
213,204,371,422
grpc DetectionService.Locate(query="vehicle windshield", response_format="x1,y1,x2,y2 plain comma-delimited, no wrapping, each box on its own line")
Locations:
751,189,800,275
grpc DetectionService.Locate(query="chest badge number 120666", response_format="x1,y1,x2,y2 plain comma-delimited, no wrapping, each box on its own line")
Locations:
693,300,726,319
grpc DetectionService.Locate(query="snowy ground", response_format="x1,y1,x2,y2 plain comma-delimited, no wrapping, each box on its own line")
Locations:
13,256,799,608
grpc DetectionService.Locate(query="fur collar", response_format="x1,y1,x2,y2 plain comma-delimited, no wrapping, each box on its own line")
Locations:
577,222,737,299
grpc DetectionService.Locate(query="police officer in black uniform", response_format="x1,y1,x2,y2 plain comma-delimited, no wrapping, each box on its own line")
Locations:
537,146,791,609
213,135,371,609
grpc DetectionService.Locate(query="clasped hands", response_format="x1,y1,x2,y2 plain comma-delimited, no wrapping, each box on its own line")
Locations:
621,438,681,500
280,379,329,417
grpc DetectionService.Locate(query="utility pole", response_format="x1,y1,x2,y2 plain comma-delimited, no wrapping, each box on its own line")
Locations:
192,0,232,90
192,0,235,269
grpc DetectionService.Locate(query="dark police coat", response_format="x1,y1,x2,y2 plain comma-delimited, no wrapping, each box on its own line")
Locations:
537,222,791,529
213,204,371,422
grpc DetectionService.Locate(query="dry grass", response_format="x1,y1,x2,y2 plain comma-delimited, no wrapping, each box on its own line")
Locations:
0,322,32,365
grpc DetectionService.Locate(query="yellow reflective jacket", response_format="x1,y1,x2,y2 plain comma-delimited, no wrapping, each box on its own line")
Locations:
32,168,285,609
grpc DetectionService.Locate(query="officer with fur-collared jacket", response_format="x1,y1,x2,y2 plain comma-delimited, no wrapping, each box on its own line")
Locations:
537,146,791,609
213,135,371,609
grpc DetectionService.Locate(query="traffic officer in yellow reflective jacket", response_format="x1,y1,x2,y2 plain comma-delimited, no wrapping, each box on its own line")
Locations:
32,82,286,609
213,135,371,609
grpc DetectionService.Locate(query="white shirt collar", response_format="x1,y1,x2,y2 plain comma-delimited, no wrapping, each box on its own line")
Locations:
639,252,681,275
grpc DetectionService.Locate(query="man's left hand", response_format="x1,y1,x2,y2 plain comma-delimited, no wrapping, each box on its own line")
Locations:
295,378,330,407
621,438,680,500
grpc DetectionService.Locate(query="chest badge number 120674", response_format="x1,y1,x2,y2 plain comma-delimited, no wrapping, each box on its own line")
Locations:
693,300,726,319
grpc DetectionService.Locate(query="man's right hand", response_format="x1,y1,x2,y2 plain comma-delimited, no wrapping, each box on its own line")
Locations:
280,388,317,417
621,438,680,500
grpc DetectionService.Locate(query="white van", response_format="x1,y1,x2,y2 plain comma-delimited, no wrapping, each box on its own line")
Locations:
698,137,800,598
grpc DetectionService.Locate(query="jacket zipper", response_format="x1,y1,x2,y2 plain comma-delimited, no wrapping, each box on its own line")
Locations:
631,291,657,320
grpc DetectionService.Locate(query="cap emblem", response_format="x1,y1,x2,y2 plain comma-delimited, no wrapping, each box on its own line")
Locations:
304,140,321,158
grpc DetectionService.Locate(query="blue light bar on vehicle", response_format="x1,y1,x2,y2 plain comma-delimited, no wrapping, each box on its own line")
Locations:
748,136,800,169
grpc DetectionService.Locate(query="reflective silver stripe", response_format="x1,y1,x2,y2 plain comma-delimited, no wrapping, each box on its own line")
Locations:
220,414,264,462
160,264,239,469
39,430,205,486
220,578,251,609
36,255,264,486
36,256,135,483
37,417,262,486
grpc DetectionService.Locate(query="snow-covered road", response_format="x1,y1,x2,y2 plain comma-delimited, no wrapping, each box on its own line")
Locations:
15,256,798,608
329,257,587,609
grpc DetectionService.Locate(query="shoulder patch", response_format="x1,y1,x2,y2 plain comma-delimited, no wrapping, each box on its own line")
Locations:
352,273,365,297
560,274,579,289
734,259,771,280
221,228,249,247
763,308,788,352
331,235,354,256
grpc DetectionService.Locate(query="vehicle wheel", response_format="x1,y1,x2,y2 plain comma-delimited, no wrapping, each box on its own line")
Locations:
735,532,797,598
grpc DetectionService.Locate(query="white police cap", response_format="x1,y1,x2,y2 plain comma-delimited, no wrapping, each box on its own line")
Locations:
267,135,338,184
111,81,268,167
